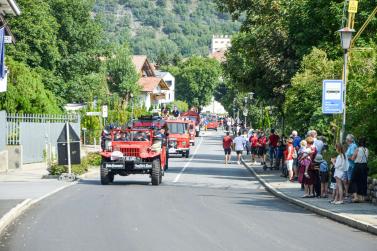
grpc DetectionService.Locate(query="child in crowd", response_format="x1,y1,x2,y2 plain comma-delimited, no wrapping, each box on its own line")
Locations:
330,157,337,202
314,154,329,198
298,140,312,179
276,140,285,170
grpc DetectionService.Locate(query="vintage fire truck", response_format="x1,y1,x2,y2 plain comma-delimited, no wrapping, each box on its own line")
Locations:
166,119,191,158
132,115,166,129
206,114,219,131
100,128,167,185
180,110,201,137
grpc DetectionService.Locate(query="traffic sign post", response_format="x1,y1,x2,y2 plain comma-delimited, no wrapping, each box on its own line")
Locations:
322,80,343,114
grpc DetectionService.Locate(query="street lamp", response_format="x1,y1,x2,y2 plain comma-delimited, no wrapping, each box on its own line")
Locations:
338,27,355,143
243,92,254,128
130,93,134,126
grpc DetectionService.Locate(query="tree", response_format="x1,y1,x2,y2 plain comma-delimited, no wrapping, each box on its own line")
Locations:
7,0,61,70
175,57,221,109
284,48,341,141
106,45,140,107
0,58,60,114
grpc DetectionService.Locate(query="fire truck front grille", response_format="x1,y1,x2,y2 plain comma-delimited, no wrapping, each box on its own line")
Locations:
121,148,140,157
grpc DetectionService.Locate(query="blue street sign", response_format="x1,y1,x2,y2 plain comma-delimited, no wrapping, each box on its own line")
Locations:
322,80,343,114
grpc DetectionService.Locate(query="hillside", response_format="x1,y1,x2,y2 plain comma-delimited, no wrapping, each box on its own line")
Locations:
94,0,241,62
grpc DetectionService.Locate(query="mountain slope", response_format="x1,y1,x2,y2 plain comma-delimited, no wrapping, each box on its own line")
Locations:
95,0,240,61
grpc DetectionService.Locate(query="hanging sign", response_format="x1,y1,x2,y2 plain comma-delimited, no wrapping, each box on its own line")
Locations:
348,1,358,13
322,80,343,114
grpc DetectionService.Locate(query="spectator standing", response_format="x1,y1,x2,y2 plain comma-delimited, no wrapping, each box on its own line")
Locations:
310,130,324,155
314,154,329,198
249,132,259,164
242,130,251,155
267,129,280,169
331,143,349,204
350,138,369,203
233,131,245,165
301,137,317,198
285,138,295,182
292,130,301,180
222,132,233,165
258,132,267,168
345,134,357,198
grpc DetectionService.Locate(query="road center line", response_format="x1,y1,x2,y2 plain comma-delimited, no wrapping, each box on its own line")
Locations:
173,135,204,183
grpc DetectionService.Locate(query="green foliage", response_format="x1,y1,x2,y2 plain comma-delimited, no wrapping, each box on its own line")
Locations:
107,45,140,106
6,0,109,109
284,48,341,143
174,57,222,108
94,0,241,60
0,58,60,113
171,100,189,112
7,0,61,70
86,152,102,166
49,163,88,176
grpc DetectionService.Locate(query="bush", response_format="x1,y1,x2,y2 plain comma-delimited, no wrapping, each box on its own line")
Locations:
49,156,89,176
49,163,88,176
86,152,102,166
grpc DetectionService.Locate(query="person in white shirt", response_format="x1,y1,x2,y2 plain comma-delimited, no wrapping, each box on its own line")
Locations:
233,131,246,165
331,143,349,205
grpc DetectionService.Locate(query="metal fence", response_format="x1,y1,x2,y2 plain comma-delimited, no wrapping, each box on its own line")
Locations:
7,113,79,145
6,113,80,164
0,111,5,151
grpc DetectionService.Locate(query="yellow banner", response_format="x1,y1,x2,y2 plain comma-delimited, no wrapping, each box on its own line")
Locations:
348,0,358,13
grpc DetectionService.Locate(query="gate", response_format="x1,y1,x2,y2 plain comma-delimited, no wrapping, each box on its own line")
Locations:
7,113,80,164
0,111,5,151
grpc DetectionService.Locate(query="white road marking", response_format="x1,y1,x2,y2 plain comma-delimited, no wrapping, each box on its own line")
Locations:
173,136,204,183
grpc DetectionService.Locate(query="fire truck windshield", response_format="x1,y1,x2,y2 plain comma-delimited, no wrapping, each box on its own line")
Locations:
168,123,186,134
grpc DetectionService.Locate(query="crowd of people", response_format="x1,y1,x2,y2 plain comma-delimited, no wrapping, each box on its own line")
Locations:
222,127,370,204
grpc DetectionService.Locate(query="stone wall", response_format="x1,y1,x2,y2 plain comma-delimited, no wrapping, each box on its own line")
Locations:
367,177,377,205
0,150,8,173
6,145,22,169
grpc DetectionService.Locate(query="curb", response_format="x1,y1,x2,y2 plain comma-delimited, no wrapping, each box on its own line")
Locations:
241,159,377,236
0,181,77,236
78,168,98,179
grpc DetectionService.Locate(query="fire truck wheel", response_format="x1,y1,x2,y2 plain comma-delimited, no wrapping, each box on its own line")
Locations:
185,150,190,158
100,162,110,185
151,158,161,186
165,152,169,170
109,172,114,183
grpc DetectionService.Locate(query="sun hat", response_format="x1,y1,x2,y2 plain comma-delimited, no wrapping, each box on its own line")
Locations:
314,154,325,163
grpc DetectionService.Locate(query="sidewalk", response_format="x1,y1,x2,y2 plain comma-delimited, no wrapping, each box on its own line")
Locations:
0,163,76,234
243,160,377,235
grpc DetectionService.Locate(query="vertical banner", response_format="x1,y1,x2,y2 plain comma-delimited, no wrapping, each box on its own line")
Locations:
0,27,6,93
322,80,343,114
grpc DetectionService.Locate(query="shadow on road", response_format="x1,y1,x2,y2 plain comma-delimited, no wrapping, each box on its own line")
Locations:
78,179,151,186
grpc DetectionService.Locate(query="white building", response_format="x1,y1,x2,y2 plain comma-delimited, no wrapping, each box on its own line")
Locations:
211,35,231,54
155,71,175,104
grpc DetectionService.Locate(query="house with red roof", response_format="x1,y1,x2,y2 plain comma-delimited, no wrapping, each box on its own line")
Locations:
132,55,171,110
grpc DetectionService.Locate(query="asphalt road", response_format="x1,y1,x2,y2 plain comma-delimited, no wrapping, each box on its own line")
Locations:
1,130,377,251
